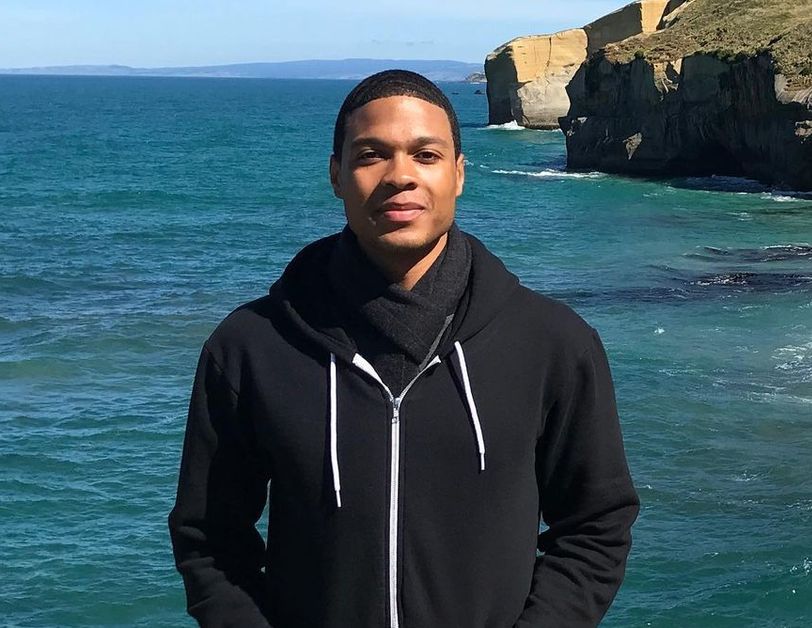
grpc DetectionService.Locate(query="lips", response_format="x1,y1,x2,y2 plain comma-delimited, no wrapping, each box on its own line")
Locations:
379,202,425,223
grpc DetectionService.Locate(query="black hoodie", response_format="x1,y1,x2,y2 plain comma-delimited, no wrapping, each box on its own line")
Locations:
168,230,640,628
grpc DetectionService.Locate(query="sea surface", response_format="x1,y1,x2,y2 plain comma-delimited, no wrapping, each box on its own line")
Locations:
1,76,810,627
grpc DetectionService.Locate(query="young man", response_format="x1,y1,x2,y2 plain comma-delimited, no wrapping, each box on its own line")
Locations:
169,70,639,627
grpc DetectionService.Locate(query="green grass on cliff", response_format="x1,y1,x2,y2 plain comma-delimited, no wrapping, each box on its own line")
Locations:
606,0,812,89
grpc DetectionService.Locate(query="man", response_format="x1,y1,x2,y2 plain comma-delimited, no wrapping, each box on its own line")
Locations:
169,70,639,627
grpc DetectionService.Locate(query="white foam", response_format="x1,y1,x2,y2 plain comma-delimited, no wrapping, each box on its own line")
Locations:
769,195,801,203
484,121,526,131
765,190,812,201
790,558,812,576
762,243,812,251
490,168,603,180
773,342,812,376
728,211,752,221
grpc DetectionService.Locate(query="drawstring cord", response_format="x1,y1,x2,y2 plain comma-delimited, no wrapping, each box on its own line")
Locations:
454,341,486,472
328,342,486,509
329,353,342,508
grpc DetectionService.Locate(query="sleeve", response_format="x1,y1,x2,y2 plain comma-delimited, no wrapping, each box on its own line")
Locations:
514,329,640,627
168,345,274,628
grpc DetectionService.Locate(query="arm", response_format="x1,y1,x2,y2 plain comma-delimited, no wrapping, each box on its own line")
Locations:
168,345,273,627
515,329,640,627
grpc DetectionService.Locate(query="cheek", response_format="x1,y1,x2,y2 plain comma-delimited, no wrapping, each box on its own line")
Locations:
346,173,378,202
428,172,460,201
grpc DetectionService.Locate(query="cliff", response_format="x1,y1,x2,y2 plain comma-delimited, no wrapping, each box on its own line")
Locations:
560,0,812,190
485,0,687,128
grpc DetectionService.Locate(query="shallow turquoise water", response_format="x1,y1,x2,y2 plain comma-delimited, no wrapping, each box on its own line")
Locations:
1,76,811,626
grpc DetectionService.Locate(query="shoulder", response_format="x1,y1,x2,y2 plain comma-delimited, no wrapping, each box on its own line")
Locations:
202,295,279,370
508,284,599,359
461,230,600,358
209,294,277,345
203,231,340,362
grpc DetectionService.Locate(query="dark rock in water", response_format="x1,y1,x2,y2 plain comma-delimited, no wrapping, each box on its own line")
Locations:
555,262,812,308
691,271,812,290
686,245,812,263
559,0,812,192
474,89,484,95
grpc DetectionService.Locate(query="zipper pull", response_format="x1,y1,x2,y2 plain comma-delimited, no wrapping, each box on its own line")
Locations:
392,400,401,423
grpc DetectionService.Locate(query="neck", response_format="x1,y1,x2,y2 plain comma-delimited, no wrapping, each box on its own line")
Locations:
361,233,448,291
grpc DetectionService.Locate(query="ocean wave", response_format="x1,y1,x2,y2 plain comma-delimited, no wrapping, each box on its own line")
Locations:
773,342,812,377
490,168,603,179
733,472,763,483
483,121,526,131
764,191,812,202
691,271,812,289
685,244,812,263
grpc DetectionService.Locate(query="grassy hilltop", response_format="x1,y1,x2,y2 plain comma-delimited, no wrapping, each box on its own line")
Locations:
608,0,812,90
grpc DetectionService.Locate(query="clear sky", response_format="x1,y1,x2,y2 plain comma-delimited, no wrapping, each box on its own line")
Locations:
1,0,629,68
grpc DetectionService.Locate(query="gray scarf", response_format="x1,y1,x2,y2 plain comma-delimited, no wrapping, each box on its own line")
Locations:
328,223,472,395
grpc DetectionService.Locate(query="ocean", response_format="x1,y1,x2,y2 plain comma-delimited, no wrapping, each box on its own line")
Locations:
1,75,810,627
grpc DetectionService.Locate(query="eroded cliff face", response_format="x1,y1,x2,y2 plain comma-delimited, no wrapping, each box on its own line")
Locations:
485,0,683,128
560,0,812,190
485,29,588,129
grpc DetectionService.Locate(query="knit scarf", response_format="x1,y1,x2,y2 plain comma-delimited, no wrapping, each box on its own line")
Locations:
328,223,472,395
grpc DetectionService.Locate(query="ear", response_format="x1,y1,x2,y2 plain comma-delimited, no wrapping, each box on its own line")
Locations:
455,153,465,198
329,155,343,199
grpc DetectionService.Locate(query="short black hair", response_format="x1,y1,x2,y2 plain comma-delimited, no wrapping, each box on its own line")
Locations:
332,69,462,160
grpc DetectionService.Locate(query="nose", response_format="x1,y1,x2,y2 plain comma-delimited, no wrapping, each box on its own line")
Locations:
381,152,417,190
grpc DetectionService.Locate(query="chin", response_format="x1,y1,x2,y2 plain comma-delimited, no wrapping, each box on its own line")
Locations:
373,227,447,254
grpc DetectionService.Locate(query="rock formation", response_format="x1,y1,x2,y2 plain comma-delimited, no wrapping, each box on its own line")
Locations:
485,0,687,128
560,0,812,191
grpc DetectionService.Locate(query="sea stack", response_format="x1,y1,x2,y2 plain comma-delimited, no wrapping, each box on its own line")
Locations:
560,0,812,191
484,0,687,129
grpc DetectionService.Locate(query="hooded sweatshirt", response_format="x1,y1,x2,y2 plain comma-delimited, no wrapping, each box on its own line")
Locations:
168,229,640,628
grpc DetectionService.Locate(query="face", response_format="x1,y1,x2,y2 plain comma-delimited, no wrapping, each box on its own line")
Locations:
330,95,464,260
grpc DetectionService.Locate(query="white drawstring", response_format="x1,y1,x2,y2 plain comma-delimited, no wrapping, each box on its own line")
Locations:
329,345,483,509
329,353,342,508
454,341,486,472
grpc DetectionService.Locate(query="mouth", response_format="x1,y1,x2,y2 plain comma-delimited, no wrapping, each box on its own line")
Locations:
378,202,425,223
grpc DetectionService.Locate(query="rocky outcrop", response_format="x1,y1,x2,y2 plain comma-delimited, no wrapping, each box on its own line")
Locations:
560,0,812,191
485,0,685,128
485,29,588,129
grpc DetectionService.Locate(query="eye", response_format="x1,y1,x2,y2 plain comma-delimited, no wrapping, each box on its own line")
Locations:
415,151,440,163
357,150,381,163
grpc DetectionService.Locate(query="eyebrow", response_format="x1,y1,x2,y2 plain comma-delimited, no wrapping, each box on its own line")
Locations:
349,135,451,149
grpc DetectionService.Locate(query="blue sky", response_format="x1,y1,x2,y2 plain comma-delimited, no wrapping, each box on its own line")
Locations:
1,0,628,68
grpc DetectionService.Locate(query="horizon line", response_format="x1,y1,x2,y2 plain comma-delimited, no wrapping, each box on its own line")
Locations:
0,57,486,72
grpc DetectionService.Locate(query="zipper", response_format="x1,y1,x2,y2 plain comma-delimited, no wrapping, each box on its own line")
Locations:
351,354,441,628
389,397,401,628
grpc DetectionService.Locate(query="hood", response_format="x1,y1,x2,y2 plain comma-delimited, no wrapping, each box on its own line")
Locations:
268,227,520,363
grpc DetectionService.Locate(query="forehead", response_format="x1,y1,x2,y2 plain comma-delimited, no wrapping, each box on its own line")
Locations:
343,96,453,143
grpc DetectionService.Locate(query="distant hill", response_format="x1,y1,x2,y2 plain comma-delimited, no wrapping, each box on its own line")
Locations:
0,59,483,82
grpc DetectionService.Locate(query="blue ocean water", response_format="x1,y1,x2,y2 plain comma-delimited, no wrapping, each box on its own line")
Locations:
1,75,810,627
